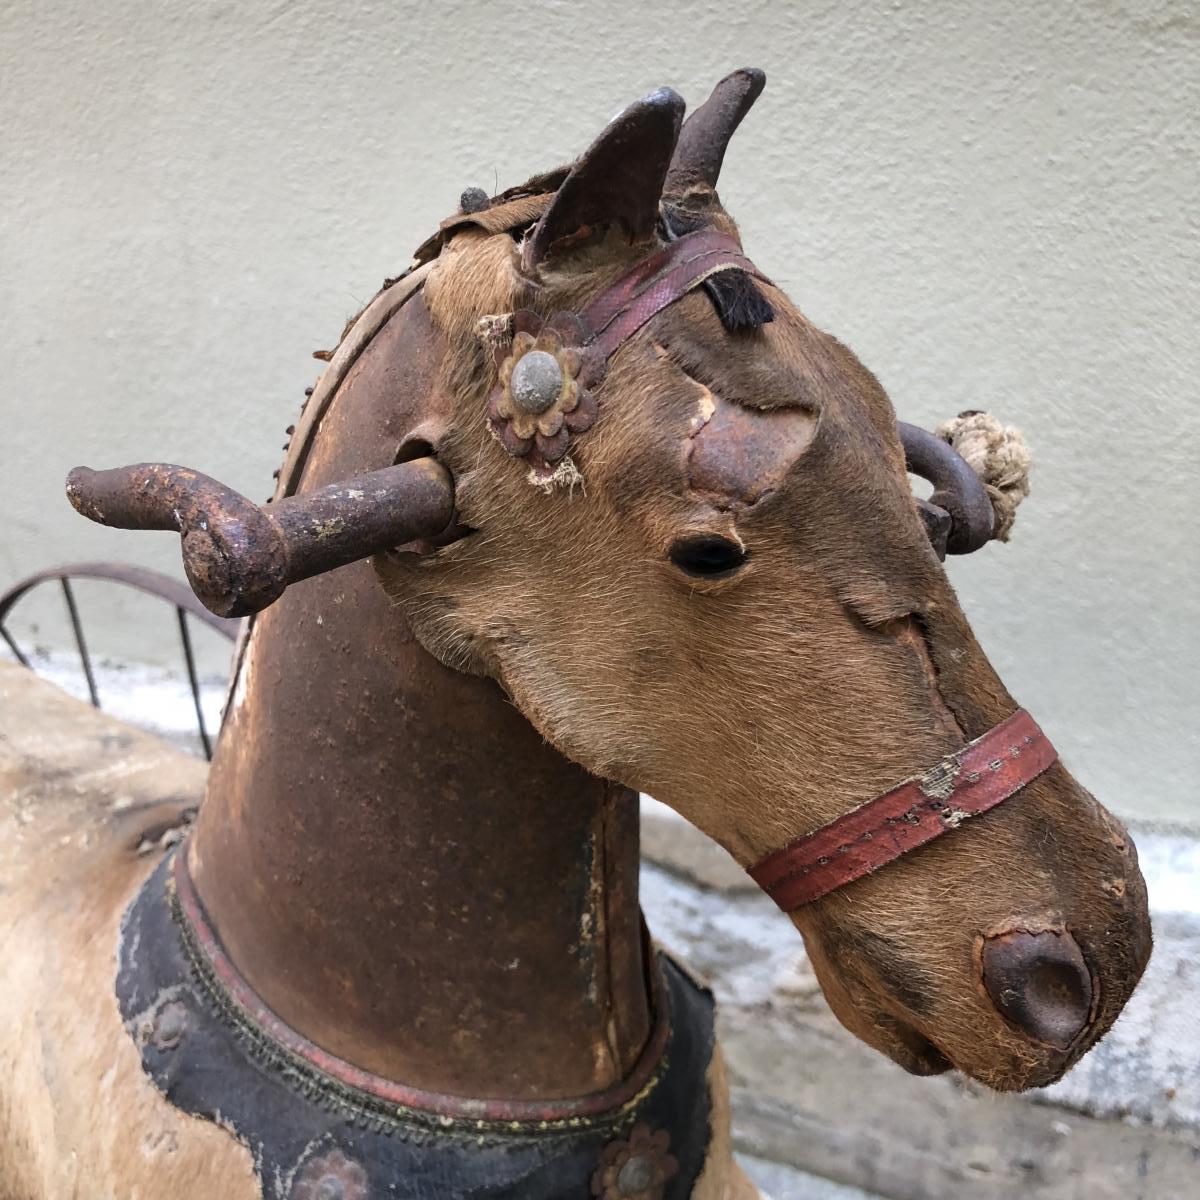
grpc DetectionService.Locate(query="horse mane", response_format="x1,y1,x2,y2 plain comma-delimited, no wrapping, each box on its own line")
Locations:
323,160,771,368
659,204,774,332
280,171,570,498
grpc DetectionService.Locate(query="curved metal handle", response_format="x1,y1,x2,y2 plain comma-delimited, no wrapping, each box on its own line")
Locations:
897,423,994,557
66,459,455,618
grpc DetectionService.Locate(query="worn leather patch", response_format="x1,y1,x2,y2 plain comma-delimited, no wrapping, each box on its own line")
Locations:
686,392,816,506
117,855,716,1199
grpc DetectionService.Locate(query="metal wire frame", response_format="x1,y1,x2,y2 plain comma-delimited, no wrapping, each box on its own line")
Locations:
0,563,240,760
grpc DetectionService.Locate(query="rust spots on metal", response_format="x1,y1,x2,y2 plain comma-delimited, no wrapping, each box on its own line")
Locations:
65,459,454,618
188,288,654,1101
897,421,994,556
173,846,670,1123
685,391,816,507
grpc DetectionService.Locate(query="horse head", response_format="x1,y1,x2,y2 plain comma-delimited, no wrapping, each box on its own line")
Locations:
69,70,1150,1093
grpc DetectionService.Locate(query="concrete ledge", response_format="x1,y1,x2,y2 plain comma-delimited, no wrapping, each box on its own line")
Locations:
740,1154,882,1200
640,802,1200,1199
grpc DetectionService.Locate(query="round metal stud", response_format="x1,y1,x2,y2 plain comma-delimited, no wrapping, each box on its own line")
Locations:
152,1000,188,1050
617,1155,655,1194
314,1178,345,1200
509,350,564,414
291,1148,367,1200
459,186,490,214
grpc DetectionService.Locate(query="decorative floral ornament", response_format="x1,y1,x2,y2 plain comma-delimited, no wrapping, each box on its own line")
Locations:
481,310,604,483
591,1123,679,1200
291,1148,369,1200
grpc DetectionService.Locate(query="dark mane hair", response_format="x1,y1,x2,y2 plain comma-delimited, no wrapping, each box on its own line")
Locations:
660,204,774,333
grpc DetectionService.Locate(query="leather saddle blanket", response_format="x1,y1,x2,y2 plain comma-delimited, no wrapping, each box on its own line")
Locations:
117,853,716,1199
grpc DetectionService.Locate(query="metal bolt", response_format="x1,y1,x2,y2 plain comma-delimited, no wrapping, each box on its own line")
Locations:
313,1177,345,1200
152,1000,188,1049
460,187,490,214
617,1155,654,1194
509,350,563,414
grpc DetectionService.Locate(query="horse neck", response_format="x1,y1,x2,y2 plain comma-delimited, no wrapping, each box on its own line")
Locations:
186,290,651,1100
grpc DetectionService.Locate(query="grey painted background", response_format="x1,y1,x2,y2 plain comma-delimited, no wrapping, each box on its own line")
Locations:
2,0,1196,827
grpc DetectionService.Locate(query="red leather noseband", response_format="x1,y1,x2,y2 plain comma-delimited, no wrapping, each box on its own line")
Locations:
749,709,1058,911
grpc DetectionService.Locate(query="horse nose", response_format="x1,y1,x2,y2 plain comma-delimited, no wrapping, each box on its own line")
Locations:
981,928,1093,1049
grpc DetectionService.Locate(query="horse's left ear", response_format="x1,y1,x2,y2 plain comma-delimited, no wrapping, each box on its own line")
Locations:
523,87,685,270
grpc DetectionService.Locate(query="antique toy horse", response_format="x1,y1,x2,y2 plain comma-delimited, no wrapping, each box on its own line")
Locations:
2,70,1150,1198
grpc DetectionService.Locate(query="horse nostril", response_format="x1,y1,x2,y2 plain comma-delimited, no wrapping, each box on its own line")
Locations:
981,929,1093,1049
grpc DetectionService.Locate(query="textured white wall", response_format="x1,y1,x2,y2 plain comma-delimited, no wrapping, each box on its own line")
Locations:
1,1,1196,826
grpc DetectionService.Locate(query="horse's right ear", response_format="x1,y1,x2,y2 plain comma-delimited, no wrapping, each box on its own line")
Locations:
523,87,685,271
666,67,765,193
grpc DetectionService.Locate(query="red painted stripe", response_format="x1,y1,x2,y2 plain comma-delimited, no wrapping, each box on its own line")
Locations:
749,709,1057,911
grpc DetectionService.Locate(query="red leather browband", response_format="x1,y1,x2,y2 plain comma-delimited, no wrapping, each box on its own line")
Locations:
580,228,767,361
484,228,768,477
749,709,1057,911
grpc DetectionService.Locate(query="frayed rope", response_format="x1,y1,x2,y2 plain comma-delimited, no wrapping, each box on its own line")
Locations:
935,410,1031,542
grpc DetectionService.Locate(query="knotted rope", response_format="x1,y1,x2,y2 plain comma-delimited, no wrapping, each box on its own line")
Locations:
934,410,1032,542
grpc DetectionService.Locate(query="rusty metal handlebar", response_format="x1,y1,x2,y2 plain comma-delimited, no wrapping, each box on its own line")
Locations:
897,422,994,558
65,423,988,615
65,459,455,618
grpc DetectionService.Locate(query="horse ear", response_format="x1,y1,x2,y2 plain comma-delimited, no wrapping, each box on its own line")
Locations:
523,87,685,270
666,67,765,193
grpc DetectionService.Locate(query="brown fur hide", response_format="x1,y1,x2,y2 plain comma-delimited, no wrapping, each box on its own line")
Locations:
378,179,1150,1091
0,662,762,1200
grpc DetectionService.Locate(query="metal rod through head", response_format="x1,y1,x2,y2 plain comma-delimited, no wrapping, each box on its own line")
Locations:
66,459,455,618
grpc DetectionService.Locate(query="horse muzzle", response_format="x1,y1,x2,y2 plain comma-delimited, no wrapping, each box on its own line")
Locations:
980,926,1094,1051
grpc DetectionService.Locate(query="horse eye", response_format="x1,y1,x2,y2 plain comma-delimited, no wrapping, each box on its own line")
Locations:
669,535,747,579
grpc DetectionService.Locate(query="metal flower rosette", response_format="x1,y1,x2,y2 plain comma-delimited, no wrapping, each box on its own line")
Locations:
484,310,603,481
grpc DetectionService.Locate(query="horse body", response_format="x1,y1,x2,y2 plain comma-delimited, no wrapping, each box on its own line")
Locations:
0,661,259,1199
4,69,1152,1198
